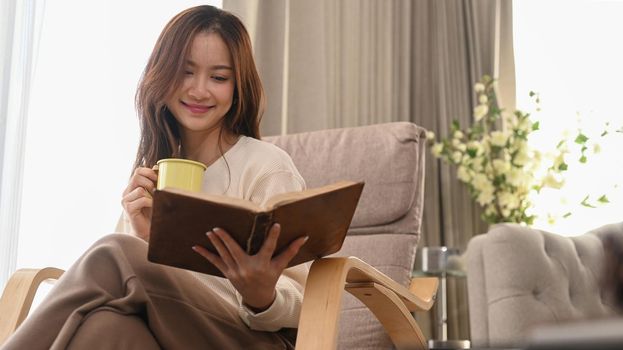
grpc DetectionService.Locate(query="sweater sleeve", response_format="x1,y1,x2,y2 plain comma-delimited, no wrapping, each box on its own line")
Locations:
236,169,309,331
236,263,309,331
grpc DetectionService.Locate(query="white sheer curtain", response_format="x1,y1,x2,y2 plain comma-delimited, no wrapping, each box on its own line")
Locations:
514,0,623,236
0,0,45,288
0,1,221,289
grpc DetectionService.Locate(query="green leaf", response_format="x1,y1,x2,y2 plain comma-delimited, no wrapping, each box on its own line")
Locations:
579,155,587,163
451,120,460,131
532,121,540,131
563,212,572,218
558,162,568,171
601,130,608,137
575,133,589,144
580,195,597,208
529,91,535,97
467,148,477,158
556,140,565,149
598,195,610,204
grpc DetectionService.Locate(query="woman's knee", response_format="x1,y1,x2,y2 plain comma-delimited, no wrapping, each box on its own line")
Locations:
72,234,148,282
94,233,146,251
85,234,147,265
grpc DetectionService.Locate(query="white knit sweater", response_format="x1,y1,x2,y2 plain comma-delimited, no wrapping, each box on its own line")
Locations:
120,136,308,331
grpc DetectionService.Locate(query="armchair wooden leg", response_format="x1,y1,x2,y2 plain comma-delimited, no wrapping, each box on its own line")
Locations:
295,257,437,350
0,267,64,345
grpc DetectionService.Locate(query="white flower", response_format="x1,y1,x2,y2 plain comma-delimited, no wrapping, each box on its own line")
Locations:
501,208,511,219
457,143,467,152
474,83,485,93
553,152,566,169
453,130,464,139
514,149,529,166
476,186,495,205
533,149,542,162
457,166,472,183
506,168,525,187
474,105,488,121
472,173,490,192
562,129,570,138
484,163,495,177
492,159,511,174
479,94,488,104
490,131,508,147
471,156,484,171
452,151,462,164
498,191,520,210
547,213,557,225
542,172,565,189
426,131,436,141
432,143,444,157
593,143,601,154
467,141,483,156
518,117,532,132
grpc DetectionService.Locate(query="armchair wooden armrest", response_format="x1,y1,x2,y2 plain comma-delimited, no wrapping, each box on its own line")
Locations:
296,257,438,350
0,267,64,345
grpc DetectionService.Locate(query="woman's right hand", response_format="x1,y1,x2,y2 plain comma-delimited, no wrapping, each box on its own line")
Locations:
121,167,158,241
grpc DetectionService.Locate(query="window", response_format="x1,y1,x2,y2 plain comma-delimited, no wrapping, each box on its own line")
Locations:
17,0,222,271
513,0,623,235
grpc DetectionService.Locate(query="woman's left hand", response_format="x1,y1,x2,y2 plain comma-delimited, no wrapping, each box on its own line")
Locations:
192,223,308,312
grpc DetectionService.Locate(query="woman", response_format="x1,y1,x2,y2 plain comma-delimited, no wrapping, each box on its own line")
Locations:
2,5,308,349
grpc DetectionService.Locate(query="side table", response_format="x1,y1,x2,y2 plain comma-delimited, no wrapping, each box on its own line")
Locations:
415,246,470,350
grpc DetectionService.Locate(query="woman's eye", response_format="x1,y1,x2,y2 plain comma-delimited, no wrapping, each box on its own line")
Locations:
184,71,193,75
212,76,229,82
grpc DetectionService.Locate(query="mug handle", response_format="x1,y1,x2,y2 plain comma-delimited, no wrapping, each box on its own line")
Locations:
151,164,159,192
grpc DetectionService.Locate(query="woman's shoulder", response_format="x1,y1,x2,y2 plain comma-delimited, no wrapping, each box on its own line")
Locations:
236,136,296,167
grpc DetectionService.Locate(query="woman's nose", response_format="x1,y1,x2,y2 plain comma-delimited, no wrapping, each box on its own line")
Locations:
188,78,211,100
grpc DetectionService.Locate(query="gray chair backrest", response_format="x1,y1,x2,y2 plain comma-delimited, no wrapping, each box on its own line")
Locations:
266,122,427,349
465,222,623,347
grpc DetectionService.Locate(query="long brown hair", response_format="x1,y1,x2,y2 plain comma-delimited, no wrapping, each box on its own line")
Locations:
133,5,264,171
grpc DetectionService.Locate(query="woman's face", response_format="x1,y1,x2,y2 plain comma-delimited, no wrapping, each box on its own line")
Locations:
166,31,235,137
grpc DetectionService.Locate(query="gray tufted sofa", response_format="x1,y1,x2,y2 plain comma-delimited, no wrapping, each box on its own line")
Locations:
465,222,623,347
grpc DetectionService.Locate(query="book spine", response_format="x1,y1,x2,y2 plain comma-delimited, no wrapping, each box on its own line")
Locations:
246,213,273,255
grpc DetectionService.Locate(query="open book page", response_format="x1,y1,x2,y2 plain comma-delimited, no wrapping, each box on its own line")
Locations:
160,180,360,213
263,180,359,210
161,187,262,213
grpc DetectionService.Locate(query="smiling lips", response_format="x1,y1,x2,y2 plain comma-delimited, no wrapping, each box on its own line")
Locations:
182,101,214,114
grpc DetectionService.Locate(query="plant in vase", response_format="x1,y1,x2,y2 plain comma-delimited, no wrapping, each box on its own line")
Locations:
426,75,601,225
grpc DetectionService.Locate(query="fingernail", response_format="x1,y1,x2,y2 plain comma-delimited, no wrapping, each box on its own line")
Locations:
303,236,310,242
192,246,198,251
212,227,222,233
206,231,213,237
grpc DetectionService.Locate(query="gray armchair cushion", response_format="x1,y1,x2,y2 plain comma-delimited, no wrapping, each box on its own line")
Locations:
266,122,426,234
465,222,622,347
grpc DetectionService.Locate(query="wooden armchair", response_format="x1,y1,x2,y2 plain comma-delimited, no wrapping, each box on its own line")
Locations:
1,122,437,349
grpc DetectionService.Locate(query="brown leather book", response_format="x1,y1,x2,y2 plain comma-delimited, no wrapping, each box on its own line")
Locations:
148,181,364,277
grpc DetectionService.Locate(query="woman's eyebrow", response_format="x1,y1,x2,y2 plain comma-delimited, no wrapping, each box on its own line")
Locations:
210,65,233,71
185,60,232,70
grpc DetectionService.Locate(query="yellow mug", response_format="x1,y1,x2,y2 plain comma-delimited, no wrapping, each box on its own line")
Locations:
156,158,207,192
